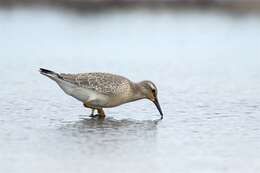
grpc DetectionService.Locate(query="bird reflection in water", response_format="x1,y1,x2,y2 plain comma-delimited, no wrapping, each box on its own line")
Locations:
59,117,161,145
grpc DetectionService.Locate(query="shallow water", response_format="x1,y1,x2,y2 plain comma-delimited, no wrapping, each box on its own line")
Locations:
0,6,260,173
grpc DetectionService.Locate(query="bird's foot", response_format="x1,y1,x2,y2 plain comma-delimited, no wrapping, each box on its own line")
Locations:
89,114,105,118
88,108,106,118
89,114,98,118
88,108,97,117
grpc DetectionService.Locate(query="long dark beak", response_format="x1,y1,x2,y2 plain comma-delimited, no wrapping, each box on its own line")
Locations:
153,97,163,119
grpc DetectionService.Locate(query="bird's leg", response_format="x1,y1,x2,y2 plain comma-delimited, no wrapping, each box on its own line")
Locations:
91,109,95,116
83,102,105,118
89,109,96,117
83,103,97,117
97,108,106,118
83,103,89,108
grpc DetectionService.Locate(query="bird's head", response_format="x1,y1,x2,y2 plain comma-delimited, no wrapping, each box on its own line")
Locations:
138,80,163,119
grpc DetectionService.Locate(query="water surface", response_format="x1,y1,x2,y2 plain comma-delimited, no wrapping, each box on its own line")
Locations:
0,6,260,173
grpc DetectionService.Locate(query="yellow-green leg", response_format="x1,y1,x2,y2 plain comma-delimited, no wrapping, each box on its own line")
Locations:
83,103,105,118
83,103,96,117
97,108,106,118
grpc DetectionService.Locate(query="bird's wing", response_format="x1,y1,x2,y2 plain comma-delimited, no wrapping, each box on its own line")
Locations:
59,73,131,95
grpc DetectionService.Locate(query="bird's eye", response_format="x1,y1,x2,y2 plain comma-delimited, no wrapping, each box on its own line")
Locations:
152,89,156,95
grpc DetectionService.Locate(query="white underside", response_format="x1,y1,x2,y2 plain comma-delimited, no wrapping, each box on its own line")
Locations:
55,79,108,106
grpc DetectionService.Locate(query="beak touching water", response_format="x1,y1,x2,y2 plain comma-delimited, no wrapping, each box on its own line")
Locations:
153,97,163,119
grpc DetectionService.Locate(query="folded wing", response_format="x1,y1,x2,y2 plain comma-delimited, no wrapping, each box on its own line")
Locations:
59,72,131,96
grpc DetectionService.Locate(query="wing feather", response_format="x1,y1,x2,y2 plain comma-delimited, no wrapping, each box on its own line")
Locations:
59,73,131,95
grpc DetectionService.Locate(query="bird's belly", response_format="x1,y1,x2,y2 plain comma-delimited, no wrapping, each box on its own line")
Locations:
70,88,110,107
70,88,97,102
56,80,125,107
101,96,128,108
56,80,94,102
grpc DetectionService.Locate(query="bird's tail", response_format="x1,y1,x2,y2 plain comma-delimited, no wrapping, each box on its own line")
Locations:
39,68,62,80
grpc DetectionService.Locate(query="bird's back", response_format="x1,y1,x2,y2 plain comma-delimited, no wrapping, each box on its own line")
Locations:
59,72,133,97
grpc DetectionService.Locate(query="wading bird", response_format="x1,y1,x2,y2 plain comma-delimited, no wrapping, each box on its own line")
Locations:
39,68,163,119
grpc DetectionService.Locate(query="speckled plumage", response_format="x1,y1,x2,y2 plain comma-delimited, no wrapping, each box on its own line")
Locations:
39,68,163,119
59,72,132,96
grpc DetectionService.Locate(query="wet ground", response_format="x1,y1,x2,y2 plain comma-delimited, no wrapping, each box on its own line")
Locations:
0,6,260,173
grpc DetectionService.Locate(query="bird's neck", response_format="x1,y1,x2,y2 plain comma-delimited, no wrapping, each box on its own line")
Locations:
129,83,146,101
